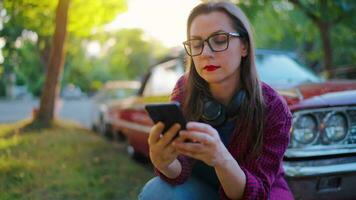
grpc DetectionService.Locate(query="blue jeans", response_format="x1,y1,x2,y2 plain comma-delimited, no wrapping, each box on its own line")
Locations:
138,176,219,200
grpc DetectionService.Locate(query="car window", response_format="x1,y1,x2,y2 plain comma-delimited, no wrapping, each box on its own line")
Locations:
108,88,137,100
93,87,138,102
256,54,321,85
143,59,184,96
92,90,104,101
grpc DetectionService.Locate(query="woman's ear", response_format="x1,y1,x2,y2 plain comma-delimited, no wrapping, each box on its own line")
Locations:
241,42,248,57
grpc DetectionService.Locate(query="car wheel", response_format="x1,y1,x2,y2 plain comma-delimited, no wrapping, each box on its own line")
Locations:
126,145,148,163
104,124,113,139
91,124,97,132
115,131,126,142
98,115,112,139
98,115,106,135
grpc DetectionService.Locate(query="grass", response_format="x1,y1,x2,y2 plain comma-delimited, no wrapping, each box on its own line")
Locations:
0,120,154,200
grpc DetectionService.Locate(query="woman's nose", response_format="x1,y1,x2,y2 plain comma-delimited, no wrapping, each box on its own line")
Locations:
200,41,214,57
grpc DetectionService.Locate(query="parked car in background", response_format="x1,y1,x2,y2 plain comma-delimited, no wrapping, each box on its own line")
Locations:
13,85,33,100
61,84,85,100
108,49,356,200
327,65,356,80
90,80,140,139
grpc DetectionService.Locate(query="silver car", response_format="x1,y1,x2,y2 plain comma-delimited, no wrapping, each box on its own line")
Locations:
90,80,140,139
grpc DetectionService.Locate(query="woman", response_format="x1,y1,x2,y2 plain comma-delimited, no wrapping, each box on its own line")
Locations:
139,1,293,200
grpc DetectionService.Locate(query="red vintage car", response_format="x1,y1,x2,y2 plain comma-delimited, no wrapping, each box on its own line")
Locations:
108,49,356,200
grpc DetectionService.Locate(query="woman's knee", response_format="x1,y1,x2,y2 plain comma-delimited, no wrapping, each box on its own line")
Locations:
139,177,174,200
138,176,219,200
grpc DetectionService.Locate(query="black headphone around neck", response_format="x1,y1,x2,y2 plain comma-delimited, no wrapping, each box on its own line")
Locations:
200,90,246,127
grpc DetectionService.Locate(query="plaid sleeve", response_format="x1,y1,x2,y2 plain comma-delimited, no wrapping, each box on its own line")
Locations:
170,74,187,103
238,92,292,200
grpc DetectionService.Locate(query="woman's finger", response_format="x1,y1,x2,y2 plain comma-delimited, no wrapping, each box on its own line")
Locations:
158,123,181,147
148,122,164,145
174,140,205,153
186,122,216,136
179,130,213,144
175,147,203,160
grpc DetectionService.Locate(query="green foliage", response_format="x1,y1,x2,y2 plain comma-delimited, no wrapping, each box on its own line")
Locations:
69,0,127,37
0,120,153,199
0,76,5,97
14,40,44,96
0,8,24,76
240,1,320,65
2,0,127,38
2,0,56,37
61,29,168,93
61,38,96,93
239,0,356,72
105,29,161,79
332,18,356,67
1,0,128,96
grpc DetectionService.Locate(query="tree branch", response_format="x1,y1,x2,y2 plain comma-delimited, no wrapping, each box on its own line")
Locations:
289,0,320,24
334,11,350,24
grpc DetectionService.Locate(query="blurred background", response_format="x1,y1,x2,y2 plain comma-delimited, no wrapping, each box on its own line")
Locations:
0,0,355,126
0,1,355,199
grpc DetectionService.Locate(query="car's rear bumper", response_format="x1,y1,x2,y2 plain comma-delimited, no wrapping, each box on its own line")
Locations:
284,156,356,200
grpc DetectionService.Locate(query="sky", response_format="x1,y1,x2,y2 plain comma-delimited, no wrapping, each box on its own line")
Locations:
105,0,201,48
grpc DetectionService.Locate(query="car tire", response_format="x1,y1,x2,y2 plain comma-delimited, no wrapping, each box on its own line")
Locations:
98,115,112,139
104,124,113,139
91,124,97,132
116,131,126,142
126,145,148,163
98,115,106,136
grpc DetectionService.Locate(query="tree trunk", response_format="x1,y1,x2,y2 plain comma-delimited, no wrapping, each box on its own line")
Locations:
37,37,52,69
36,0,70,126
289,0,334,78
318,21,333,78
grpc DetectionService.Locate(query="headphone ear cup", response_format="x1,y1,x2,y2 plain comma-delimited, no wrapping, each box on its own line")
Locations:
201,99,226,127
200,90,246,127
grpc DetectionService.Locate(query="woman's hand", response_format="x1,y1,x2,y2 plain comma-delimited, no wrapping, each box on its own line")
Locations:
148,122,181,172
173,122,231,167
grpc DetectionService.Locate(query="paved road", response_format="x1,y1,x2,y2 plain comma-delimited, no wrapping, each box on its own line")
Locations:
59,98,93,128
0,98,93,128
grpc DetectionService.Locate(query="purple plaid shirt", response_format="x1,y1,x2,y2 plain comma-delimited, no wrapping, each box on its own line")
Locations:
155,75,294,200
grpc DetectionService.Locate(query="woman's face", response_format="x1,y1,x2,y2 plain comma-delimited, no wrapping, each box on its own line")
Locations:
189,11,247,86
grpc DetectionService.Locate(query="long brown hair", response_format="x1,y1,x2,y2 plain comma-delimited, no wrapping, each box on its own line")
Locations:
183,1,265,159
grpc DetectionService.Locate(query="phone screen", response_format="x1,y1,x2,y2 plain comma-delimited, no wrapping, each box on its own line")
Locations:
145,102,186,134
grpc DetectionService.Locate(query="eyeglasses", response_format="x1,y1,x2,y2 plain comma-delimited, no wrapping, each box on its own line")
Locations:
183,32,241,57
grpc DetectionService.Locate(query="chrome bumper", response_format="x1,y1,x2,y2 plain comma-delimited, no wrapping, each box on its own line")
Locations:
284,161,356,177
283,156,356,199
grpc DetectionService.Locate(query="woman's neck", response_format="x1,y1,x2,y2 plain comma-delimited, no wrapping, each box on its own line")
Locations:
209,77,240,106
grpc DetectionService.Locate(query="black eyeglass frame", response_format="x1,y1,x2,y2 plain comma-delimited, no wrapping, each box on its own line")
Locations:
183,32,241,57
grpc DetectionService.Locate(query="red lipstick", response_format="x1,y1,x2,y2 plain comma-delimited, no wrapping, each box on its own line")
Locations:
204,65,220,72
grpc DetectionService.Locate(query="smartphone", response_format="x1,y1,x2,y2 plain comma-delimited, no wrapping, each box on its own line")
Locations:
145,102,186,136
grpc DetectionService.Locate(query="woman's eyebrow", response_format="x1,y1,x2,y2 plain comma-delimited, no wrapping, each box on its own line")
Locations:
189,30,229,39
211,30,227,34
189,35,202,39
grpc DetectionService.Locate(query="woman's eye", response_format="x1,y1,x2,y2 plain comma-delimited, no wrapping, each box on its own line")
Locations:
211,35,227,45
191,41,203,49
